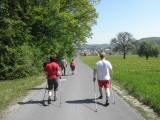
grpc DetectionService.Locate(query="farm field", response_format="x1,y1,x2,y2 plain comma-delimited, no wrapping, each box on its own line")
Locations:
80,55,160,114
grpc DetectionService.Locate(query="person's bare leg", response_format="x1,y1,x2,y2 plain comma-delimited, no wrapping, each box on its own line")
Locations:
98,87,103,99
104,87,110,106
48,90,52,104
105,88,110,98
54,90,57,101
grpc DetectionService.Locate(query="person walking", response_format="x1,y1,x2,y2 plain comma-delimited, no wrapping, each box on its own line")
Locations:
70,59,76,75
44,56,61,104
60,58,68,76
93,53,112,106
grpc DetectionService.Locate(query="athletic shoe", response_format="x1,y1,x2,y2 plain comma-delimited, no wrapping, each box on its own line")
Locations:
53,96,57,101
48,98,51,104
104,99,109,106
97,95,103,99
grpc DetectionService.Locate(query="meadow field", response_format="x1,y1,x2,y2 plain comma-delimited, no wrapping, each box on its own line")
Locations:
81,55,160,114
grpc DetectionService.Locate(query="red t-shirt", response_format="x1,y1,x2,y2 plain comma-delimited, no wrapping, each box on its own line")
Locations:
45,62,60,80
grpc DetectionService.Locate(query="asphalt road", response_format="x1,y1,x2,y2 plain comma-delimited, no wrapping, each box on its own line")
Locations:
4,58,145,120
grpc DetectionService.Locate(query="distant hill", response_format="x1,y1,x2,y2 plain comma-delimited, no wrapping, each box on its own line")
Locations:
82,44,110,49
81,37,160,50
137,37,160,45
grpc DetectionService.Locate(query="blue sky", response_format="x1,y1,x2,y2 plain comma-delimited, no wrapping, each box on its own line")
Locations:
87,0,160,44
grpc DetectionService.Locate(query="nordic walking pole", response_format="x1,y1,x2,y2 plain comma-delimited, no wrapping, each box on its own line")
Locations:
43,82,47,101
59,76,62,107
93,68,97,112
94,81,98,112
110,80,115,104
42,79,48,105
67,66,71,75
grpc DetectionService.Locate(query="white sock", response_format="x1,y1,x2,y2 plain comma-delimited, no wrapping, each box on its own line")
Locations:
54,91,56,97
49,91,52,97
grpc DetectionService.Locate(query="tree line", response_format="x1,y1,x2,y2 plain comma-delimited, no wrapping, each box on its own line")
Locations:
0,0,99,80
111,32,160,60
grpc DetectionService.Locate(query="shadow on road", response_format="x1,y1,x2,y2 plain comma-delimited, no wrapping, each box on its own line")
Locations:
66,98,105,106
18,100,48,106
18,100,62,108
66,98,108,112
28,87,47,90
66,98,94,104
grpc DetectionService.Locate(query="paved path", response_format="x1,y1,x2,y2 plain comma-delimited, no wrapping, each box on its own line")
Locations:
4,58,145,120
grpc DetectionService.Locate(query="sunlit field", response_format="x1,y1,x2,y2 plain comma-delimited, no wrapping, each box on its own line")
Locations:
81,55,160,114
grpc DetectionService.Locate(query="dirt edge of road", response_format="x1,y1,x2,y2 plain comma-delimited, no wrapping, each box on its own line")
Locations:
112,83,160,120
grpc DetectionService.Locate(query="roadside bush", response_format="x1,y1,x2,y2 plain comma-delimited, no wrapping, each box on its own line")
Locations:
0,44,43,80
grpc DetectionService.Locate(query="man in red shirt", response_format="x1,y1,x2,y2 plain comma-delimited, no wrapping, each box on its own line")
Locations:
44,56,60,104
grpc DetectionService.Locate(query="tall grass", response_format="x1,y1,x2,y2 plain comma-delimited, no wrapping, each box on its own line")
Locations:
81,55,160,114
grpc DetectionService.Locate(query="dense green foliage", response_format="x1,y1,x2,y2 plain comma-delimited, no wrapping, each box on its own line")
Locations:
81,55,160,114
0,0,98,80
137,41,159,60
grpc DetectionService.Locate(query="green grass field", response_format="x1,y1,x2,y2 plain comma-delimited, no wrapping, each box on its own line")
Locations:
81,55,160,114
0,74,45,113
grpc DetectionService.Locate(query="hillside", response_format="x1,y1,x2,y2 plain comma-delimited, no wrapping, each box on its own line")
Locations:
82,44,110,49
138,37,160,45
82,37,160,50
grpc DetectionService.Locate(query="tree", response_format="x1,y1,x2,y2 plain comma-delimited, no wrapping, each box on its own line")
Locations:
137,41,159,60
111,32,135,59
0,0,33,79
0,0,98,80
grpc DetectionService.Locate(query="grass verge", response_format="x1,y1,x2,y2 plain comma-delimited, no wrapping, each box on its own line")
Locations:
0,73,45,114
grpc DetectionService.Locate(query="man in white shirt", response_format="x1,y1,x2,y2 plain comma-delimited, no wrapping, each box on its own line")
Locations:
61,58,68,76
93,53,112,106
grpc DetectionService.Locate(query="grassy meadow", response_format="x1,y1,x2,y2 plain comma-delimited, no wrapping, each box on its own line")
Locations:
0,74,45,113
81,55,160,114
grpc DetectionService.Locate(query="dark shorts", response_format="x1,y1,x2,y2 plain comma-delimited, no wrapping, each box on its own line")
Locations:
70,66,75,71
98,80,110,88
47,79,58,91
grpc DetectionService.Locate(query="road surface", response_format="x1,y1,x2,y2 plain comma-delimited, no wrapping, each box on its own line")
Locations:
4,58,145,120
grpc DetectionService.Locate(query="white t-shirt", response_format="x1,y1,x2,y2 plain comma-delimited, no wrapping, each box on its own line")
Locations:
95,59,112,81
61,59,67,67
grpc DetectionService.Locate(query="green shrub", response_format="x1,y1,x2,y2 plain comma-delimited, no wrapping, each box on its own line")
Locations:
0,44,43,80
